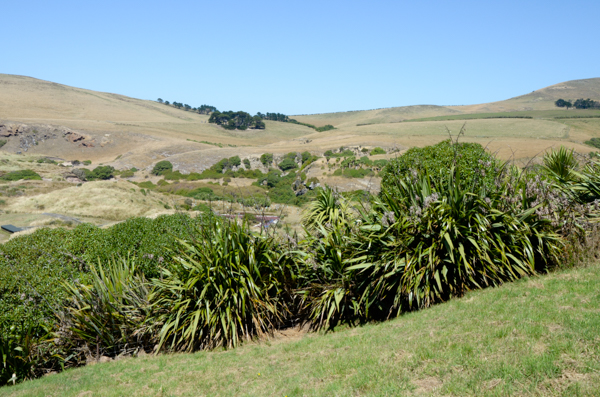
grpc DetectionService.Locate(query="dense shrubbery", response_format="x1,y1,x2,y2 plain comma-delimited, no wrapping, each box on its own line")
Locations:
160,166,264,182
150,215,295,351
0,214,201,331
260,153,273,166
209,111,265,130
90,166,115,180
73,166,116,181
278,157,297,171
152,160,173,176
382,139,498,193
369,147,386,155
0,170,42,181
315,124,335,132
585,137,600,149
324,149,354,159
4,141,600,387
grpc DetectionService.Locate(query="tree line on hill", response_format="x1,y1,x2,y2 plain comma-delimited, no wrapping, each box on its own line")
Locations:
157,98,218,115
208,111,266,130
555,98,600,110
156,98,337,132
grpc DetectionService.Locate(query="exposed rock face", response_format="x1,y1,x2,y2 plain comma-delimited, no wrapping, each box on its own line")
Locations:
64,131,85,143
0,122,95,151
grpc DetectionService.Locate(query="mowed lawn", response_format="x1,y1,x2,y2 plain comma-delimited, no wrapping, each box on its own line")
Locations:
4,263,600,397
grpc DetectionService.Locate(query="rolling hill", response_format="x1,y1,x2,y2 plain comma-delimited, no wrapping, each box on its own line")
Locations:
1,74,600,171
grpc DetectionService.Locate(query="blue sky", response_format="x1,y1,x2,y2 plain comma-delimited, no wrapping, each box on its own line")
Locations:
2,0,599,115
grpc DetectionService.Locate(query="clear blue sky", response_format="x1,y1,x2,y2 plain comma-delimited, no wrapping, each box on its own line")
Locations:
3,0,599,115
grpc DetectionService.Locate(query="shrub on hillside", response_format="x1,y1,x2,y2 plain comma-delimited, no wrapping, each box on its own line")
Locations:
119,169,135,178
0,170,42,181
260,153,273,167
278,158,297,171
150,215,295,351
370,147,386,155
315,124,335,132
152,160,173,175
91,166,115,180
333,168,374,178
298,155,565,330
59,256,153,361
0,214,204,333
381,140,499,195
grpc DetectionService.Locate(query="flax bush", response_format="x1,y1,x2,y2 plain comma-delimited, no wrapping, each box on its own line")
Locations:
58,256,153,363
297,159,564,330
149,214,296,351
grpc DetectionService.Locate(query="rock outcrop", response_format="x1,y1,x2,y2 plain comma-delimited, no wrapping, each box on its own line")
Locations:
0,122,95,151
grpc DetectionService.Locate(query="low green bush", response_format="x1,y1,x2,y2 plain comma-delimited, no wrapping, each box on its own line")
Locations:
370,147,386,155
36,158,57,164
381,140,498,195
137,181,155,189
359,156,373,166
118,169,135,178
152,161,173,175
315,124,335,132
278,158,297,171
260,153,274,167
584,137,600,149
91,166,114,180
0,170,42,181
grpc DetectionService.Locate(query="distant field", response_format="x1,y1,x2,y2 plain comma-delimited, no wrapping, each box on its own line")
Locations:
405,110,600,123
292,105,462,129
293,78,600,129
347,118,568,139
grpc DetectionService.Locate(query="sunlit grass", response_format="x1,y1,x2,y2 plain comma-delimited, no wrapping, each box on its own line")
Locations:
4,262,599,396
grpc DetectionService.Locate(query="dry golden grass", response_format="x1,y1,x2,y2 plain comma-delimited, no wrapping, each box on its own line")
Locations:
0,74,315,166
2,74,600,169
6,180,169,221
2,74,600,224
293,78,600,127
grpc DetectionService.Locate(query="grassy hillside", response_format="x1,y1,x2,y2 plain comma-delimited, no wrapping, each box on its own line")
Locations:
2,74,600,169
291,78,600,128
0,74,316,166
3,262,599,396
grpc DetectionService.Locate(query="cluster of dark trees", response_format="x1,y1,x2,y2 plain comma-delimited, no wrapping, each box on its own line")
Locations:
156,99,326,132
208,111,266,130
156,98,218,115
555,98,600,110
208,110,313,131
256,112,290,122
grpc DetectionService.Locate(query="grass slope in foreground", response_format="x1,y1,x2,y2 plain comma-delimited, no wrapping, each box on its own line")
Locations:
5,264,600,396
